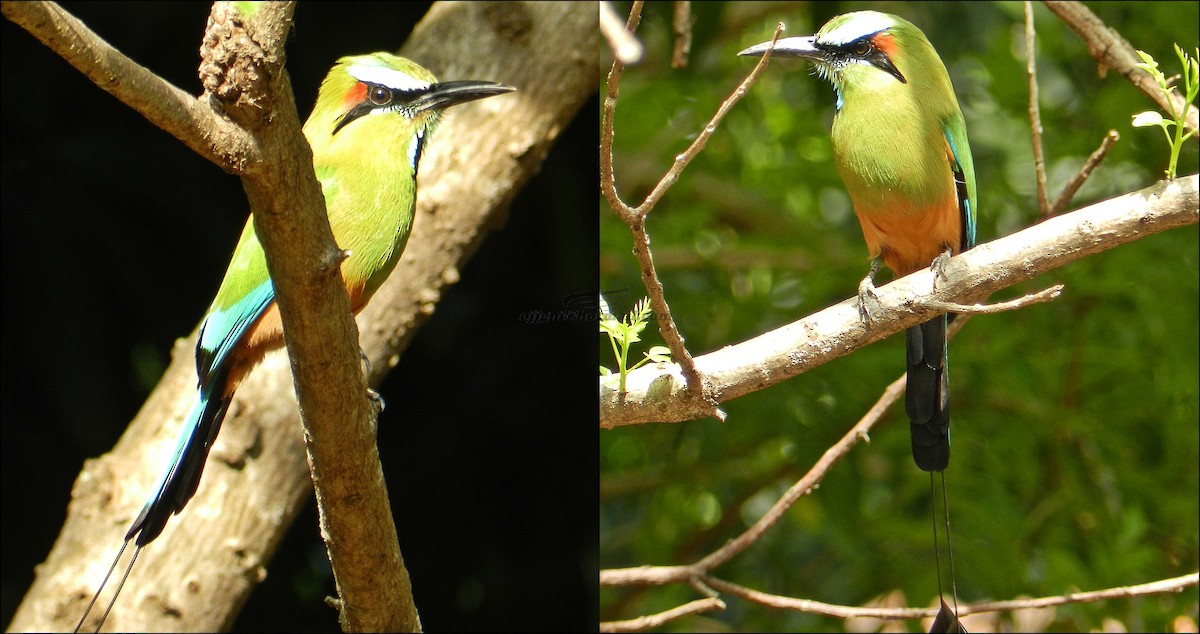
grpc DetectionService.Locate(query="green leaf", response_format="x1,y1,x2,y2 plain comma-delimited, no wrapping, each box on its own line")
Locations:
647,346,673,362
1131,111,1165,127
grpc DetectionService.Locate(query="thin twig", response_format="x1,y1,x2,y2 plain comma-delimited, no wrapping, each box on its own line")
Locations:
632,23,784,217
671,1,692,69
1026,1,1050,216
1027,2,1118,220
627,219,720,410
600,597,727,633
1048,129,1120,216
700,572,1198,620
958,572,1199,615
604,347,929,586
600,564,694,587
924,284,1063,314
704,576,934,619
600,2,714,412
601,6,783,415
694,371,905,571
628,23,782,411
598,0,639,222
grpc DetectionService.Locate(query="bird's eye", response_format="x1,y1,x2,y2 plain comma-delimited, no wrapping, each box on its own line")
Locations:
368,84,393,106
850,40,872,57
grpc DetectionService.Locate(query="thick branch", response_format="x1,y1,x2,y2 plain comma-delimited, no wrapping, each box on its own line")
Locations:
600,176,1199,428
193,3,420,632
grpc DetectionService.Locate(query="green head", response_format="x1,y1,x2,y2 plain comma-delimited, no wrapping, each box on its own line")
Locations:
738,11,950,112
739,11,977,265
291,53,513,313
303,52,514,170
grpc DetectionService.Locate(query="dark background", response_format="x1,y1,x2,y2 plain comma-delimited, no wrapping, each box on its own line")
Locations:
2,2,597,631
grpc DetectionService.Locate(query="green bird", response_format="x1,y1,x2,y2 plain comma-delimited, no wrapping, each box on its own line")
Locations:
77,52,513,631
740,11,977,473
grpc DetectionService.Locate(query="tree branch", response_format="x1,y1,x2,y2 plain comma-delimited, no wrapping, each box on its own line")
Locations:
698,572,1199,621
0,0,254,172
601,2,783,421
600,597,725,633
600,175,1199,428
193,3,421,631
1044,0,1200,137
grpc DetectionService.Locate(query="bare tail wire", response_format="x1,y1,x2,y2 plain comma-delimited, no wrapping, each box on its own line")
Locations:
929,472,945,599
74,540,141,633
941,471,960,619
929,471,965,632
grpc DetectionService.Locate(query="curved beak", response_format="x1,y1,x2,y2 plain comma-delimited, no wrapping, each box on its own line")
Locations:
412,80,515,113
737,36,822,61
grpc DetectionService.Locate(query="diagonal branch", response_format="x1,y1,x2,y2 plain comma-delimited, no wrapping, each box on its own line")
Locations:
601,176,1199,428
1044,0,1199,137
600,2,782,419
196,3,418,631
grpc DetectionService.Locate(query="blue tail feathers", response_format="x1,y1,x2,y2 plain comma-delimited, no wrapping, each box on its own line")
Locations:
126,369,231,546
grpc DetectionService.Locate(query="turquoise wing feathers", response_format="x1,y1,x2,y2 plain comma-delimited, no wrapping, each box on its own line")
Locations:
943,118,977,251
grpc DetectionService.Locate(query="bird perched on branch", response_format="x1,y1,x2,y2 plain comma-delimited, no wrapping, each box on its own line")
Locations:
76,52,513,632
741,13,974,631
740,11,977,473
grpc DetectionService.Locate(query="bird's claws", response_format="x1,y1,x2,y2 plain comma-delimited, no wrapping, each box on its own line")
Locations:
367,387,385,414
857,276,881,326
857,259,884,326
930,249,952,286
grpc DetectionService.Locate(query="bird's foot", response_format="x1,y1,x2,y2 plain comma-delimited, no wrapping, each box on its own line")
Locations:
857,275,882,326
361,351,384,415
930,248,953,286
857,259,883,326
358,349,372,378
367,387,386,414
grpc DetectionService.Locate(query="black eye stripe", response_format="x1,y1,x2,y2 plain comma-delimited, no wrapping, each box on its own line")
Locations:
817,32,905,84
332,83,426,135
820,36,874,59
364,82,425,108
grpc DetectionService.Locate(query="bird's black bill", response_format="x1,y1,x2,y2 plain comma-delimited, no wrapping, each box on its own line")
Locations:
413,80,515,113
738,36,822,60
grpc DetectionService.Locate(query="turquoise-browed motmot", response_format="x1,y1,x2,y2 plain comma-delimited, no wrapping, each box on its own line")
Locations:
77,52,512,630
740,11,977,473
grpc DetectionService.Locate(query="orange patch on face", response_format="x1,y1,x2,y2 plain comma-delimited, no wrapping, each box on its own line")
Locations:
343,81,368,110
872,32,897,58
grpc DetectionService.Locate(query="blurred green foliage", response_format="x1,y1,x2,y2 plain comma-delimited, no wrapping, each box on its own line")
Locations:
600,2,1198,631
